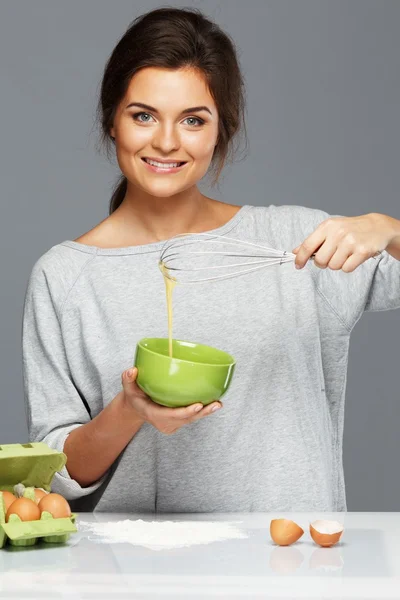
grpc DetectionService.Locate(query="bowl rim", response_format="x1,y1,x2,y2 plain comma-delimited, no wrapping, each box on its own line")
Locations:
137,337,236,367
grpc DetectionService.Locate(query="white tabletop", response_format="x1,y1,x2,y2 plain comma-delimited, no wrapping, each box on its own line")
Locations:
0,511,399,599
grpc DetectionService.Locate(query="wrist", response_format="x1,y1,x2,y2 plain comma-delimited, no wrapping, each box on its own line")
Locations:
116,391,146,429
372,213,400,259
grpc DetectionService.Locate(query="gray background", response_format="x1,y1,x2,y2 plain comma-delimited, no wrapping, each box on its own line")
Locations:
0,0,399,510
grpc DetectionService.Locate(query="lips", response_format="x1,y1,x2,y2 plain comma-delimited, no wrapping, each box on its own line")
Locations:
140,157,188,174
142,158,186,166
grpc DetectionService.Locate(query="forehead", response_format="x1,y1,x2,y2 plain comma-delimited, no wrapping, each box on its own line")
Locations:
124,67,216,110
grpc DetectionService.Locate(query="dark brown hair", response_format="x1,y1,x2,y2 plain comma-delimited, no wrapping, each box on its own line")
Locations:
95,6,248,215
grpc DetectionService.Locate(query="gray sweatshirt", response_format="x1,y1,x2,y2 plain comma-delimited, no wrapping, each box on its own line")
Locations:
22,204,400,513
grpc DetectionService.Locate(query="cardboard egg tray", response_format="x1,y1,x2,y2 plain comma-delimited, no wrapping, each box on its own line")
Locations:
0,442,77,547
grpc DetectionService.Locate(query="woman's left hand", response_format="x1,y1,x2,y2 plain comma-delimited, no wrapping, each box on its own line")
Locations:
293,213,400,272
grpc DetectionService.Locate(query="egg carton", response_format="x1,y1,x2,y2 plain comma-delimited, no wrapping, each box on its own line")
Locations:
0,442,77,548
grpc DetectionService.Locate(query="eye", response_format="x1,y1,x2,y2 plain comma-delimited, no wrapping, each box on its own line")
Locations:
184,117,205,127
131,112,205,127
132,112,154,123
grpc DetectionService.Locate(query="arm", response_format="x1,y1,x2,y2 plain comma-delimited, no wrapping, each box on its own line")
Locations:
22,256,128,499
63,390,144,487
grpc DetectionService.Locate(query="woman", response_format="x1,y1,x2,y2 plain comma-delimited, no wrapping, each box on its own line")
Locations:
22,7,400,513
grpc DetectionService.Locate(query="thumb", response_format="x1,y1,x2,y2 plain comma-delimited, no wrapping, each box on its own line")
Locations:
122,367,138,389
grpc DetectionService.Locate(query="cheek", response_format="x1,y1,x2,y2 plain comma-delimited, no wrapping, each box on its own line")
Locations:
182,131,217,159
120,128,150,151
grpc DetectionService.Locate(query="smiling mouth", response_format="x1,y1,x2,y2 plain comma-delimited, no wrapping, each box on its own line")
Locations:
142,158,187,168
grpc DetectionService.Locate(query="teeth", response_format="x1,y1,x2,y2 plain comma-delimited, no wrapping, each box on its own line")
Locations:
145,158,182,168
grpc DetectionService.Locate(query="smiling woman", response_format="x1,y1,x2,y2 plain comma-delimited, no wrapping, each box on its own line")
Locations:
21,5,400,516
91,6,247,235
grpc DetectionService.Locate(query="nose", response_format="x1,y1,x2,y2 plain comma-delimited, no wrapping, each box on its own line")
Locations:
151,122,180,154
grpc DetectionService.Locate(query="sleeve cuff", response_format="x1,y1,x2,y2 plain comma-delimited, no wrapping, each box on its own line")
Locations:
43,424,109,500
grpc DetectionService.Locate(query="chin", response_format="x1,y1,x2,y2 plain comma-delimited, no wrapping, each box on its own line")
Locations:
141,182,193,198
146,187,183,198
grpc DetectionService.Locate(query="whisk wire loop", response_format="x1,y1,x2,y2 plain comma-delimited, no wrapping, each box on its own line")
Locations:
159,232,300,284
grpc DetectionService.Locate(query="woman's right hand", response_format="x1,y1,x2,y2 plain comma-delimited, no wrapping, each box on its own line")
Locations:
121,368,223,435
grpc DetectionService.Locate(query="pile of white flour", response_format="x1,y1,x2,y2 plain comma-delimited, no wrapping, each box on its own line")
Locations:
78,519,248,551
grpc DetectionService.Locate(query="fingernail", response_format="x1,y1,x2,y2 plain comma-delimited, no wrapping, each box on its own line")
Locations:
211,404,221,412
295,264,301,270
127,369,134,378
194,404,203,412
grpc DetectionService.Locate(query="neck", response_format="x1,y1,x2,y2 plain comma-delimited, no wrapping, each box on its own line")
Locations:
112,183,216,243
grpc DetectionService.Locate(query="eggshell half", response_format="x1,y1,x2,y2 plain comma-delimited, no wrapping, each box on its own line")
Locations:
270,518,304,546
309,519,344,547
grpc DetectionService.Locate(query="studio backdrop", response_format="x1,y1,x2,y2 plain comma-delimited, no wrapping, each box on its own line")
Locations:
0,0,399,510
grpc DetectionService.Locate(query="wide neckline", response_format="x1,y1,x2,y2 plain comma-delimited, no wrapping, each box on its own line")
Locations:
60,204,251,256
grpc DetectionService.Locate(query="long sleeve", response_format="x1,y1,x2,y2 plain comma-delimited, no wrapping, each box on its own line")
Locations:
310,245,400,331
287,206,400,331
22,257,108,500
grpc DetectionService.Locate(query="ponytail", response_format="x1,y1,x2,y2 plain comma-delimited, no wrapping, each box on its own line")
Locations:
109,175,127,215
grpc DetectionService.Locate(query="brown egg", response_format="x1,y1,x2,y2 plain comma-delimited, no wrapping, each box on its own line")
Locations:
6,497,41,522
0,491,17,512
38,493,71,519
309,519,344,547
270,518,304,546
34,488,48,503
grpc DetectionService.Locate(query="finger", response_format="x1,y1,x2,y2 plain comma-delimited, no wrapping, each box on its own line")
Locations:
295,229,327,269
327,245,352,271
154,402,205,420
313,241,338,269
198,401,223,417
186,401,223,424
122,367,138,388
122,367,149,397
341,252,369,273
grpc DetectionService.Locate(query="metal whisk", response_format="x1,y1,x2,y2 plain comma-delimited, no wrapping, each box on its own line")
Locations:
159,232,315,284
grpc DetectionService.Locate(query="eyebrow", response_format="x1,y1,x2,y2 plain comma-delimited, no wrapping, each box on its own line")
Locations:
126,102,212,116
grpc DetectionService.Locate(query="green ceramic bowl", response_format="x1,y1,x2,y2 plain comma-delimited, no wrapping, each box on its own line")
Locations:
134,338,236,408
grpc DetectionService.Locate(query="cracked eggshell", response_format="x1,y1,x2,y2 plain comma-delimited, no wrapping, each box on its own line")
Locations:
270,518,304,546
309,519,344,547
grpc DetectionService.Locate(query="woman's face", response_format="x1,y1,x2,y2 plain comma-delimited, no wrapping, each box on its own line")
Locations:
111,67,219,197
